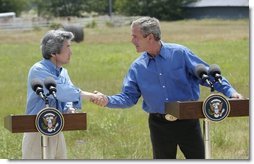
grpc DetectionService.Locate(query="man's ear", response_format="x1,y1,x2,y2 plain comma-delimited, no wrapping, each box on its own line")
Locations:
148,33,154,40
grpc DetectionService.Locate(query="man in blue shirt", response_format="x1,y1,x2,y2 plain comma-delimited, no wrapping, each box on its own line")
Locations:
22,30,102,159
92,17,243,159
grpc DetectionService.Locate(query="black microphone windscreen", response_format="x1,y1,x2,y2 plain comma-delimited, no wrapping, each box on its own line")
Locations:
31,78,43,91
44,76,56,90
208,64,221,75
195,64,208,79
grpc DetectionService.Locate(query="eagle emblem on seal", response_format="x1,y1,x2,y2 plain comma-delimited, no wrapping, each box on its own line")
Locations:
42,113,59,132
209,99,225,118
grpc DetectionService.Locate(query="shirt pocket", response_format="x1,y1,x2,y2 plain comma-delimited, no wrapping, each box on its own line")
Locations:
167,67,190,89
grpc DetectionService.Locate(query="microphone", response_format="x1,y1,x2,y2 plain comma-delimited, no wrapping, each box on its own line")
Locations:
208,64,222,84
195,64,213,87
44,77,57,98
31,78,46,100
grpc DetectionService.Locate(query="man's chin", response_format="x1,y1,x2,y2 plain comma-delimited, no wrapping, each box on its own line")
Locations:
136,50,145,53
136,48,142,53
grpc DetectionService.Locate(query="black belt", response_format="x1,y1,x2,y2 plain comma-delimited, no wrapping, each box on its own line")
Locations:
150,113,177,121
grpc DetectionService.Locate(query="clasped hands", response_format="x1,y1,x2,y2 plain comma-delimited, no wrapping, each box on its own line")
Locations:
90,90,108,107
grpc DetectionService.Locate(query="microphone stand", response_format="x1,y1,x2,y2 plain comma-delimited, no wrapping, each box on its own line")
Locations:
203,114,211,159
203,82,215,159
41,96,49,159
41,94,59,159
210,83,214,93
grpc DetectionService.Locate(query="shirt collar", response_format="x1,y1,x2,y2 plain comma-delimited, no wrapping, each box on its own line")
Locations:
143,41,167,66
42,59,62,76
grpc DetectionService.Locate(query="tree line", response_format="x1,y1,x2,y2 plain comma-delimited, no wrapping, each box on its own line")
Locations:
0,0,196,21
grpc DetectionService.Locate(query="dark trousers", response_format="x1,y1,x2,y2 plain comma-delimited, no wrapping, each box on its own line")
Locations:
149,114,205,159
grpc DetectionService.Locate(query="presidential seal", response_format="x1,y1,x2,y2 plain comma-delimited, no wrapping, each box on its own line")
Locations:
202,93,230,122
35,107,64,136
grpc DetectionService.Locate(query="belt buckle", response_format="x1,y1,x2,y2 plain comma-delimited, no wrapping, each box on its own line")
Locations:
165,114,177,121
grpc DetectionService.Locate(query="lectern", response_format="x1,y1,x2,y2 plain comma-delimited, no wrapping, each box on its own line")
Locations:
4,112,87,159
4,113,87,133
165,99,249,159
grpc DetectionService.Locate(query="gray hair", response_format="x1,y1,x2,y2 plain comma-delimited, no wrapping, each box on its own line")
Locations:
131,17,161,41
40,30,74,59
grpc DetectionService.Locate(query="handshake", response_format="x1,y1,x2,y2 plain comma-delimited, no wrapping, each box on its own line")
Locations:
87,90,109,107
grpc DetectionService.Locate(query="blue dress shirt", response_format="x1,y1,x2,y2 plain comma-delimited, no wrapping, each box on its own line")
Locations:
26,59,82,115
107,42,236,114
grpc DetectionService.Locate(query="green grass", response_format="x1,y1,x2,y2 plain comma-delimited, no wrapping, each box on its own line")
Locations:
0,19,249,159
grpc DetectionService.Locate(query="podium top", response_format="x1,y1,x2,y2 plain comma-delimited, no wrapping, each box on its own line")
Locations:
165,99,249,119
4,112,87,133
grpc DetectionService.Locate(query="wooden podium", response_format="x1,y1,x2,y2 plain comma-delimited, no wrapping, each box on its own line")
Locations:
4,112,87,159
165,99,249,119
4,113,87,133
165,99,249,159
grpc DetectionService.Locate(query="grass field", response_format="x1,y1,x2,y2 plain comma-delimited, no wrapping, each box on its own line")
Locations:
0,19,249,159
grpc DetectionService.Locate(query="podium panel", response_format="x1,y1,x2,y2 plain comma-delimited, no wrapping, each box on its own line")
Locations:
165,99,249,119
4,113,87,133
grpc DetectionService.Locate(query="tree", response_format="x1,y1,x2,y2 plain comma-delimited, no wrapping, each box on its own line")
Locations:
0,0,29,16
0,0,197,20
33,0,86,17
84,0,113,15
34,0,110,17
115,0,197,20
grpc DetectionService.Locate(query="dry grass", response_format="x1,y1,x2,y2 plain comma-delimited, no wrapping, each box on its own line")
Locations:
0,19,248,45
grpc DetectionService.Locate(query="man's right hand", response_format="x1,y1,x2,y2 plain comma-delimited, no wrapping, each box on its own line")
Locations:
91,90,109,107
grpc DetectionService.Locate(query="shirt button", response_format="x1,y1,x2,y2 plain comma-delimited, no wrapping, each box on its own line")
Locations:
159,73,162,75
166,98,168,101
162,85,165,88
